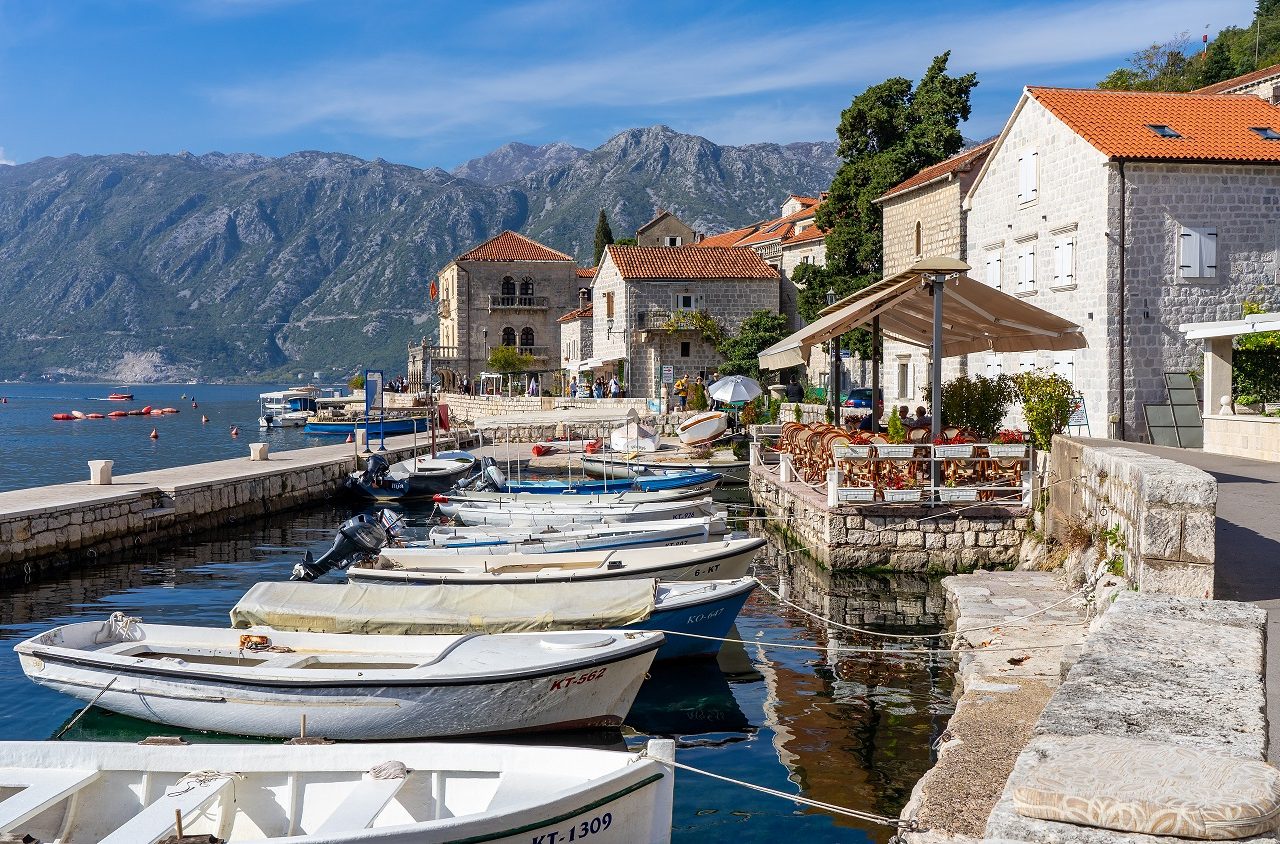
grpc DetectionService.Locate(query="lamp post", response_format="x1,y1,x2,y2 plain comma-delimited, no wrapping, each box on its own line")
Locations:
826,288,840,428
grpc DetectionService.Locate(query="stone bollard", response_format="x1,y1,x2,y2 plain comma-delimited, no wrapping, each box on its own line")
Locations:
249,442,270,461
354,429,369,451
88,459,113,485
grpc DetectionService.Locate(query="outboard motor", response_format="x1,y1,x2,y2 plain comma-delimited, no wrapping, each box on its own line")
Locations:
483,464,508,492
291,511,389,581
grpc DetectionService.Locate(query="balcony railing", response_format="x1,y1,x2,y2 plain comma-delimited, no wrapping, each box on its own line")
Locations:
514,345,550,358
489,295,550,310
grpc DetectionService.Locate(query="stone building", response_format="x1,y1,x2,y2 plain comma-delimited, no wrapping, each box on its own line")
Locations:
963,86,1280,439
429,231,581,388
636,210,698,247
1194,60,1280,102
558,297,594,378
589,245,779,398
873,141,994,409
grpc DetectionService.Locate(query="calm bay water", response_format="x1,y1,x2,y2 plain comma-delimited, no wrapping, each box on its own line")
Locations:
0,382,337,492
0,382,955,841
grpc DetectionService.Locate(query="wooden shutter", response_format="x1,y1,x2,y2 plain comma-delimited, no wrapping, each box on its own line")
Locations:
1199,228,1217,277
1179,226,1198,278
986,252,1001,289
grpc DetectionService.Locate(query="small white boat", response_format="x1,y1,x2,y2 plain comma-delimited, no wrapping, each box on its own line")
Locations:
610,413,659,453
424,516,728,545
441,484,715,506
351,536,765,585
0,739,675,843
16,615,662,740
259,388,321,428
583,454,751,485
438,497,724,527
676,411,728,445
396,521,711,556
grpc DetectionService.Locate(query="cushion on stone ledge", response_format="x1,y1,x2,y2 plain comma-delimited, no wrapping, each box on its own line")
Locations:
1012,735,1280,839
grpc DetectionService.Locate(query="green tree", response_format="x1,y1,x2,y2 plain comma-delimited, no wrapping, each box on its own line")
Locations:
614,237,637,247
487,345,535,374
717,310,792,378
592,209,614,266
1098,34,1196,91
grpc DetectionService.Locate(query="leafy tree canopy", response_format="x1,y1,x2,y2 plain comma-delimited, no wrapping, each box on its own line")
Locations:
487,345,536,373
592,209,614,267
717,310,792,378
614,237,637,247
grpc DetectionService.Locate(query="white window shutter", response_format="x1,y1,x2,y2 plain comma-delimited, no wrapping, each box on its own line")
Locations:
1029,151,1038,200
1200,228,1217,277
1053,241,1062,284
1179,227,1199,278
1016,155,1026,202
1065,239,1075,283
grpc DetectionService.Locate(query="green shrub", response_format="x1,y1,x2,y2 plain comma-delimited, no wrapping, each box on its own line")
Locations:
793,403,803,422
768,396,782,423
941,374,1017,438
688,382,708,412
1013,369,1075,451
886,411,906,443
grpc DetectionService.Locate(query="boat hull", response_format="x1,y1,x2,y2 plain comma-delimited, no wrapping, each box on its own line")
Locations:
18,632,661,741
676,411,728,445
643,580,756,659
439,499,723,527
583,455,749,485
501,471,718,495
304,418,430,436
399,522,710,555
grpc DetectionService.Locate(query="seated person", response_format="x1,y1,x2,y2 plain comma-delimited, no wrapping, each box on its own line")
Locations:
857,401,885,432
913,406,932,428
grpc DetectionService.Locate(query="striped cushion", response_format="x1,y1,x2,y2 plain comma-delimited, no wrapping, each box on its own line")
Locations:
1013,735,1280,839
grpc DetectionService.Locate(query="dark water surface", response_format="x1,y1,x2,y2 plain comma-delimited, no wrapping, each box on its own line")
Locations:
0,382,338,492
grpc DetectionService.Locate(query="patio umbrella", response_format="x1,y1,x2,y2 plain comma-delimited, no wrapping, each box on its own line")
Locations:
707,375,763,404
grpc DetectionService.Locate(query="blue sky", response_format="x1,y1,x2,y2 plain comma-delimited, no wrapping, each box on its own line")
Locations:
0,0,1256,170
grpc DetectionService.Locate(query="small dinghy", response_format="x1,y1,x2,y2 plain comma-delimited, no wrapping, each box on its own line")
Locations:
439,483,713,507
349,536,765,586
16,615,663,740
436,497,724,528
394,521,711,556
610,411,660,453
348,451,479,502
423,516,727,547
584,454,751,485
0,738,675,843
232,578,758,661
676,411,728,445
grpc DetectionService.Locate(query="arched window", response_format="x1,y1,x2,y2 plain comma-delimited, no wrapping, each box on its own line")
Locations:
519,277,534,296
520,327,535,347
914,221,923,257
501,276,516,296
501,327,516,346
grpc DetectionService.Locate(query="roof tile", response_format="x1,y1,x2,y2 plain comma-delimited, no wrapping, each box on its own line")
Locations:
557,303,593,322
1027,87,1280,162
879,140,995,201
575,266,597,278
1194,61,1280,95
696,225,761,248
606,245,779,280
456,231,573,262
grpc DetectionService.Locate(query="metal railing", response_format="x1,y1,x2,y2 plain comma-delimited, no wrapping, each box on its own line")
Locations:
488,295,550,309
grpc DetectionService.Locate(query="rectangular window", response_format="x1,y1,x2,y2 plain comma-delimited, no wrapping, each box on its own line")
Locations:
671,293,701,312
664,236,683,246
679,341,691,358
605,291,615,318
896,359,913,398
1016,245,1036,293
1053,352,1075,384
984,354,1002,377
1017,150,1038,203
1052,237,1075,288
1178,226,1217,278
1018,353,1036,372
984,251,1002,289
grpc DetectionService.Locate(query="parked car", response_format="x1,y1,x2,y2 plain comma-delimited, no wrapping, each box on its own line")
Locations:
843,387,884,409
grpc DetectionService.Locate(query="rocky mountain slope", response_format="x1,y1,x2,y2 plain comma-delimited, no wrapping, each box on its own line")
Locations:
0,128,837,381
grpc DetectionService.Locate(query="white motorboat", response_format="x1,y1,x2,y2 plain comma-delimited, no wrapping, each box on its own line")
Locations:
351,536,765,585
439,483,715,506
437,497,724,527
610,412,659,453
676,411,728,445
583,453,751,485
423,516,729,545
394,521,711,556
259,388,321,429
16,615,662,740
0,738,675,843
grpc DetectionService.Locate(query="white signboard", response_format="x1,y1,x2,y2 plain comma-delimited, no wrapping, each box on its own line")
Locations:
661,365,674,384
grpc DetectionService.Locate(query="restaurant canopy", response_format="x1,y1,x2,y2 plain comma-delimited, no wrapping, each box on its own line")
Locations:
758,258,1086,371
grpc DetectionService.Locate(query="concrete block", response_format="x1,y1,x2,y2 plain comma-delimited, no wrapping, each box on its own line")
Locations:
249,442,270,461
88,460,113,485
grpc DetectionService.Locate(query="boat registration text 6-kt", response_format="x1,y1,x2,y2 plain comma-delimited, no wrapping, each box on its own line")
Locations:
531,811,613,843
550,666,606,691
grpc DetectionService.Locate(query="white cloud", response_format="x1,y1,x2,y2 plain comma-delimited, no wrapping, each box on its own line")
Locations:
208,0,1254,143
0,148,14,166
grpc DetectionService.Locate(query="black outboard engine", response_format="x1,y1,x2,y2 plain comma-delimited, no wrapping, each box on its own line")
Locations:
291,511,389,581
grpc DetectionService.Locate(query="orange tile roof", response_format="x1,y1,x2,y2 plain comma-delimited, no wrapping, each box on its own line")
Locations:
1194,61,1280,95
606,245,779,280
696,224,761,248
1027,87,1280,162
879,140,995,201
784,225,826,245
575,266,597,278
738,222,794,247
789,194,821,206
557,303,593,322
456,231,573,262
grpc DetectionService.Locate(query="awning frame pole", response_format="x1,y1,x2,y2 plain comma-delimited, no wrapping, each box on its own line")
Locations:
871,316,881,434
931,274,945,502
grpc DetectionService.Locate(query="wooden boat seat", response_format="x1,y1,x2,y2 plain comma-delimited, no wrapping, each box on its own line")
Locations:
315,773,408,834
98,771,232,844
0,768,101,832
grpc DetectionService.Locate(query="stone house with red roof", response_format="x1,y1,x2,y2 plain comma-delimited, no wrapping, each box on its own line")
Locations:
587,244,779,398
430,231,583,388
964,86,1280,440
636,209,699,247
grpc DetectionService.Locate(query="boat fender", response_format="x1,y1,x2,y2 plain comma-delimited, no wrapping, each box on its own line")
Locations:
149,428,159,439
432,493,449,503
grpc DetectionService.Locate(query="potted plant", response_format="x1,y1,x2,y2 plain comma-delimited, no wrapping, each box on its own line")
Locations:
987,428,1027,458
883,475,922,502
933,433,974,458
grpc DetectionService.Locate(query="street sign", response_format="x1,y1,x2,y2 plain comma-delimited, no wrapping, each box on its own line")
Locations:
661,365,674,384
1068,394,1089,431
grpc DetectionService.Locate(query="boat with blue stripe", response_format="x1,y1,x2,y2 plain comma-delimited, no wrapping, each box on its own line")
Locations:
499,469,720,495
304,417,432,436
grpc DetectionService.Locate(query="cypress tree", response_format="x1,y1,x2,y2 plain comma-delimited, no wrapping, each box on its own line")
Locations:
592,209,614,266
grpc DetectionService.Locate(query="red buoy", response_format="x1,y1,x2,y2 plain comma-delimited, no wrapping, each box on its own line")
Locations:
230,426,239,437
161,407,179,414
141,405,153,415
149,428,159,439
345,433,354,443
86,413,104,419
192,401,198,408
51,413,74,421
108,410,127,418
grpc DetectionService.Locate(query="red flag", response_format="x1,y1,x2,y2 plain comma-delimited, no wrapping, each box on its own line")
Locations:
429,280,439,300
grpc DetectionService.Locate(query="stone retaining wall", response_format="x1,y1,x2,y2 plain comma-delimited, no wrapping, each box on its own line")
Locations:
1203,413,1280,463
0,437,424,583
1047,435,1216,597
750,462,1028,573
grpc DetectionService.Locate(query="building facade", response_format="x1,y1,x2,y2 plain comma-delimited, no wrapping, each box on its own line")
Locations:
431,231,581,388
589,245,779,398
636,210,699,247
964,86,1280,439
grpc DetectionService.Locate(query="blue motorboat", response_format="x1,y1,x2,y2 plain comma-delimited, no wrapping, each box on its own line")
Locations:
500,469,720,495
304,417,431,436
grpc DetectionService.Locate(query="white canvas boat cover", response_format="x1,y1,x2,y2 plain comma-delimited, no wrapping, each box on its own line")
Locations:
229,580,658,635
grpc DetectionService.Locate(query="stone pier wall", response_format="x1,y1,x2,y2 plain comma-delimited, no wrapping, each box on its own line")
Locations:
0,437,425,583
1047,435,1216,597
750,463,1028,573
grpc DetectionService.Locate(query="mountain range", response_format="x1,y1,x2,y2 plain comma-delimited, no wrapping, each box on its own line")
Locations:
0,126,837,381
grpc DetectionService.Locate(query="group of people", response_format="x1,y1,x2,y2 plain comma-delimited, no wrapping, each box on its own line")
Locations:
673,371,722,411
849,403,933,432
384,375,411,393
568,374,621,399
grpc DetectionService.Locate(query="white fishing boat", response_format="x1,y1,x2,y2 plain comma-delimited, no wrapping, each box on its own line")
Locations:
424,516,729,545
609,412,660,453
0,739,675,843
351,536,765,585
438,497,724,527
439,483,715,506
395,521,711,555
676,411,728,445
259,388,322,429
583,454,751,485
16,615,662,741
